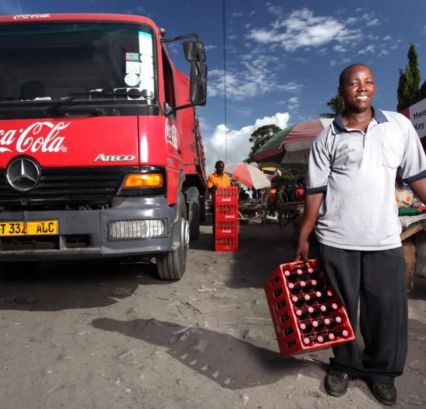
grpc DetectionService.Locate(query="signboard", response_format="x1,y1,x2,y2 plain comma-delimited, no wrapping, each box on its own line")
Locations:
409,98,426,139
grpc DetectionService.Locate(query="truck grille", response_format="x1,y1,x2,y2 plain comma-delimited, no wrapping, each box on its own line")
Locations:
0,166,139,210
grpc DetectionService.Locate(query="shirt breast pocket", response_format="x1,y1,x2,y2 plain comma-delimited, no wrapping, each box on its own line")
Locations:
382,132,403,168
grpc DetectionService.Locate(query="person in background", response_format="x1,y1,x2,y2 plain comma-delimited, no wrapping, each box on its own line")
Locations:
208,160,231,233
267,186,277,216
207,160,231,191
296,63,426,406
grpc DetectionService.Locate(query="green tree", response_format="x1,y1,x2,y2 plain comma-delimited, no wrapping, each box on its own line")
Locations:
246,124,280,163
397,43,422,110
321,94,344,117
419,79,426,100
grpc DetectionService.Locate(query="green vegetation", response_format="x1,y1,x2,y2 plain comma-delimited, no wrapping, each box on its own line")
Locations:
397,43,424,110
246,124,281,162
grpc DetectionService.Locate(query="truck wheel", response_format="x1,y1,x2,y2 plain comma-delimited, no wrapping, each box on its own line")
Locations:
156,197,189,280
189,199,200,240
185,187,201,240
199,195,206,223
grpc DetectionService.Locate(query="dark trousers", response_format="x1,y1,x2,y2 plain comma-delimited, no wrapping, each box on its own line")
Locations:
318,243,408,384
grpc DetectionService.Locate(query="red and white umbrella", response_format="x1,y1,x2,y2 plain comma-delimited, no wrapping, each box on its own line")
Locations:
224,162,271,189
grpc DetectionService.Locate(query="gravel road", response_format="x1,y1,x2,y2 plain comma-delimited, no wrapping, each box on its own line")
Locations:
0,220,424,409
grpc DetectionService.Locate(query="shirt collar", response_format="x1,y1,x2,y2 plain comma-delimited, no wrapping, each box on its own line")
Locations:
332,107,389,134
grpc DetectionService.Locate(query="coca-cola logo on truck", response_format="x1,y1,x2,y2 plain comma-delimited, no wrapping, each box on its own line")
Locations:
0,121,69,154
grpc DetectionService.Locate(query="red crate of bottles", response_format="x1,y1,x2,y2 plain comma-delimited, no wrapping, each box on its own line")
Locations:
214,186,239,205
214,235,238,251
213,187,239,251
264,259,355,357
215,203,239,221
215,220,238,235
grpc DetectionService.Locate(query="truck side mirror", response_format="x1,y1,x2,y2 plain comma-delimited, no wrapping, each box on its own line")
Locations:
183,41,206,62
189,61,207,106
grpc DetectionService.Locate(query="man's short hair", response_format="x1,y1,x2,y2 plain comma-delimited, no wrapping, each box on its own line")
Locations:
338,63,372,87
215,160,224,168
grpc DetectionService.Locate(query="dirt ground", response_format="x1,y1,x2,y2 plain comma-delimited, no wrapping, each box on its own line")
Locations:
0,218,425,409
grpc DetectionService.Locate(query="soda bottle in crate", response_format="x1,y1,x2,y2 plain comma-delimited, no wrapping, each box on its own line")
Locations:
214,186,239,205
215,203,239,220
264,259,355,357
214,235,238,251
215,219,238,235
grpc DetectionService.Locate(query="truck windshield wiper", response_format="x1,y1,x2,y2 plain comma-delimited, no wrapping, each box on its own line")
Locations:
45,88,152,116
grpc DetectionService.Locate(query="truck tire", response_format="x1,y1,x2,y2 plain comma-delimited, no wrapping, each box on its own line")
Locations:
185,187,200,240
156,196,189,280
189,199,200,240
199,195,206,223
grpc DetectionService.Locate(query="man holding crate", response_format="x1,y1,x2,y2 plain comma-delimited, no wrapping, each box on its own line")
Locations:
296,63,426,406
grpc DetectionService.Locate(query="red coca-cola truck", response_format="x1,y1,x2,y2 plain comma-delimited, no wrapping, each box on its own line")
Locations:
0,13,208,280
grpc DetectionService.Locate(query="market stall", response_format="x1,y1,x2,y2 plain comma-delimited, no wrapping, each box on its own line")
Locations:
400,213,426,292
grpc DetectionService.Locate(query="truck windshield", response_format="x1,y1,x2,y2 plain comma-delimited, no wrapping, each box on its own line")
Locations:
0,21,157,104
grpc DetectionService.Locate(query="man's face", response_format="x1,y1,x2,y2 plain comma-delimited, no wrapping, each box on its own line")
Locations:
215,162,224,174
339,65,376,114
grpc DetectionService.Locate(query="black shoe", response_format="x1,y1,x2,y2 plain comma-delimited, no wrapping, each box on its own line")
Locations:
324,368,350,397
370,382,397,406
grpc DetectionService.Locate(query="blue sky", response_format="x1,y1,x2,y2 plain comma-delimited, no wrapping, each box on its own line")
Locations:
1,0,426,171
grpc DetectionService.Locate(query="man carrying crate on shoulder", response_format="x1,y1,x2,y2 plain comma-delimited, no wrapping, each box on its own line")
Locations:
296,63,426,406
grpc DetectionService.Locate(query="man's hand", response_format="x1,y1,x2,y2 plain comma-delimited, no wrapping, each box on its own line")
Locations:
294,191,324,262
295,240,309,261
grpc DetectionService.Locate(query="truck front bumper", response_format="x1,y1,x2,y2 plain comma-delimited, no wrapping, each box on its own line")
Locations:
0,197,177,261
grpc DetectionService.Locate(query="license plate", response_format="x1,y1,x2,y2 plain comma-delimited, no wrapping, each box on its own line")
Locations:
0,220,59,236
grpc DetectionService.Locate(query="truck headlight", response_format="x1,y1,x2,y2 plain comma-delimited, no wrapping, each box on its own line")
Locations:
109,219,167,240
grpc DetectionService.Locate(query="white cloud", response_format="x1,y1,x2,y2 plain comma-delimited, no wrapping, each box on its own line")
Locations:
248,29,275,44
282,81,303,92
265,2,284,17
248,8,361,51
358,44,375,54
204,112,290,171
288,97,300,110
334,44,347,53
204,44,217,51
366,18,380,27
207,53,290,100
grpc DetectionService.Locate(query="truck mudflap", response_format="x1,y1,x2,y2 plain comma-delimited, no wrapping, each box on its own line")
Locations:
0,196,177,261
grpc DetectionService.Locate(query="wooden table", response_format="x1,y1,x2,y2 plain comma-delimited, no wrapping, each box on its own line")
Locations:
400,214,426,292
238,200,267,222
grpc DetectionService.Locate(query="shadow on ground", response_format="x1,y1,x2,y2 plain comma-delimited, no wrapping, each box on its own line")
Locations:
0,258,163,311
92,316,326,390
226,223,296,289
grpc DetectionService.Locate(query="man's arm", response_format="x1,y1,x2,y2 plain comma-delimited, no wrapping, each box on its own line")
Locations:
295,192,324,261
409,178,426,205
207,174,215,192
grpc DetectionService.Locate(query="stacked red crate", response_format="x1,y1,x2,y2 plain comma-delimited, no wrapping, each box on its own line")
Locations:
264,259,355,357
214,187,239,251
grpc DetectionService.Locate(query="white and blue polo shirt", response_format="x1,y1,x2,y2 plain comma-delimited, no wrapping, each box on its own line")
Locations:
306,109,426,250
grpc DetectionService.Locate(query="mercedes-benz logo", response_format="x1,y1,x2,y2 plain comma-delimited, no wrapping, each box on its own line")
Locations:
6,157,40,192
